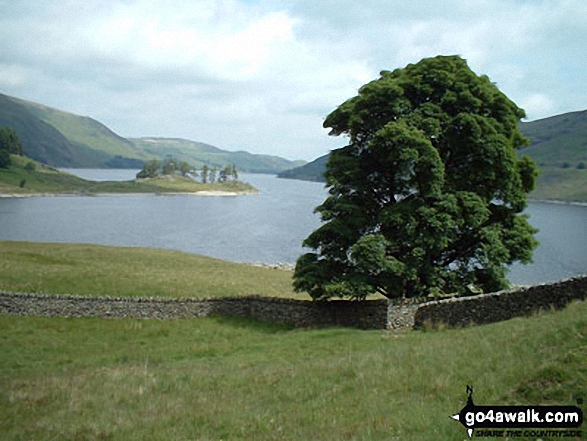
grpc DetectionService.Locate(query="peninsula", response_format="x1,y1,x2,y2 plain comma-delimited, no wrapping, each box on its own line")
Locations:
0,155,257,197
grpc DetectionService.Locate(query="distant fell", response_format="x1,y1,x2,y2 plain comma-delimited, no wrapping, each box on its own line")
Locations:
0,93,305,173
0,93,112,167
277,154,329,182
519,109,587,167
131,137,306,174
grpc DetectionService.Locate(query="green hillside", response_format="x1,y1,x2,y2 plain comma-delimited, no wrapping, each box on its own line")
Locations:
519,110,587,167
278,154,328,181
131,137,306,174
0,94,110,167
17,96,145,165
0,93,305,173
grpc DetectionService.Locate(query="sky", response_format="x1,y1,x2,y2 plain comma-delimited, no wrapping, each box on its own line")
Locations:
0,0,586,161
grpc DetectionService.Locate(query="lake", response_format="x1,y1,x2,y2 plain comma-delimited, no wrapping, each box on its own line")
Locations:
1,169,585,286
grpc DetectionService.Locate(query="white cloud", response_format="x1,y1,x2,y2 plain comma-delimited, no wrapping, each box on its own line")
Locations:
0,64,34,88
0,0,585,160
520,94,556,121
87,1,297,78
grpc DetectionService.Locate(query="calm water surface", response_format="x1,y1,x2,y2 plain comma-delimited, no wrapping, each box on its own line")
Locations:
0,169,585,286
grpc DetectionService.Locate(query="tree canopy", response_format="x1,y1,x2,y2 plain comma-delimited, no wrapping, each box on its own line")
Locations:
0,126,23,156
293,55,538,301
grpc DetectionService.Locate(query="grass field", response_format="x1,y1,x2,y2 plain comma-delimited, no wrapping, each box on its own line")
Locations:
0,241,585,440
0,301,584,440
0,155,256,196
0,241,300,299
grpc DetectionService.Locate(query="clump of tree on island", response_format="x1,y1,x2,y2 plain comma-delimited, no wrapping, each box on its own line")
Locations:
136,157,239,183
0,126,23,169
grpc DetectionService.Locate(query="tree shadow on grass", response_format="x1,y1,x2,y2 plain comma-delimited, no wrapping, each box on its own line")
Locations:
209,315,294,334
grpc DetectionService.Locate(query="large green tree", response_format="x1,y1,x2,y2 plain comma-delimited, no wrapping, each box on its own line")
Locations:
294,55,538,300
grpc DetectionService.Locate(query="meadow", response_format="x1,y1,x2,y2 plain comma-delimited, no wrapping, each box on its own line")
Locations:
0,241,585,440
0,241,299,299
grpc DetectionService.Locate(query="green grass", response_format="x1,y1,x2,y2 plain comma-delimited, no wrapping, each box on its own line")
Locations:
0,155,257,196
0,242,585,439
0,241,301,299
0,300,584,440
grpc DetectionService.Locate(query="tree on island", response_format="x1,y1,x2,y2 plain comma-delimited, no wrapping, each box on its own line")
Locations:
0,127,23,169
136,158,192,179
0,150,10,169
293,55,538,301
0,127,23,156
201,165,209,183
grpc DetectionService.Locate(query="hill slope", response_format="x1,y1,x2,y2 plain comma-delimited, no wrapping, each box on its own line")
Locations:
0,94,112,167
279,110,587,202
0,93,305,173
277,154,329,182
519,110,587,167
131,137,306,174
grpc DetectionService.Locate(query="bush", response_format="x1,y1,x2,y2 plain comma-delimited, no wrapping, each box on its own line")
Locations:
25,161,36,172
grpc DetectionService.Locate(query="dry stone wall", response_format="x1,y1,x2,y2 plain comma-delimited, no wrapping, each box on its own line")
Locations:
413,276,587,329
1,275,585,330
0,292,388,330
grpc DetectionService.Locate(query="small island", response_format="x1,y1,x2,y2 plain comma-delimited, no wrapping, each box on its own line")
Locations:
0,153,257,197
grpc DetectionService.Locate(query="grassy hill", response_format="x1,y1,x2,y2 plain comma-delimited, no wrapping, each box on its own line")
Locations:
19,96,144,165
277,154,328,182
0,93,305,173
519,110,587,167
0,155,256,196
0,241,585,440
279,110,587,202
0,93,112,167
131,137,306,174
518,110,587,202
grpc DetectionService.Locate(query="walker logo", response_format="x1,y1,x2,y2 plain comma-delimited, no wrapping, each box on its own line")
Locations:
450,386,583,439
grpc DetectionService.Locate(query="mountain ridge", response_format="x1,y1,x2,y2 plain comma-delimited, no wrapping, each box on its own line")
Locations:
0,93,305,173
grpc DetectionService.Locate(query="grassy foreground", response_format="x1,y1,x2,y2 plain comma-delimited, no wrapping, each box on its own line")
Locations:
0,241,300,299
0,302,584,440
0,155,256,196
0,241,586,439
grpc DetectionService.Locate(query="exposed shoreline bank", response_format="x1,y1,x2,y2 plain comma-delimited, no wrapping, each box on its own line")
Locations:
528,198,587,207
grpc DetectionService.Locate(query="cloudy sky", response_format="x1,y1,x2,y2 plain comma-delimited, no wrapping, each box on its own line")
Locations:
1,0,585,161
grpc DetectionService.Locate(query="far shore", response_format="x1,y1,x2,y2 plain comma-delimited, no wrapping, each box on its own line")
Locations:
528,198,587,207
0,190,258,198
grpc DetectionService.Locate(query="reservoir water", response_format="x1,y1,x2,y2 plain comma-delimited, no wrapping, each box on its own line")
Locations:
1,170,585,286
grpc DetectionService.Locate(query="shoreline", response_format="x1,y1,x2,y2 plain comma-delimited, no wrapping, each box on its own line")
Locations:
0,190,258,198
2,192,583,205
528,198,587,207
